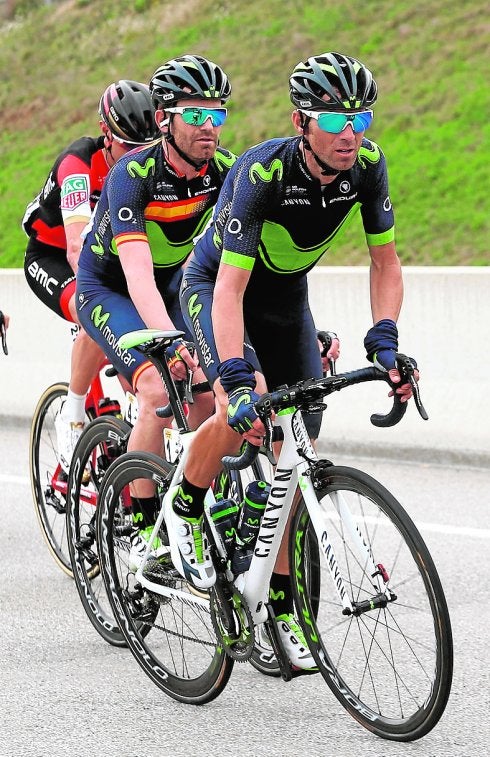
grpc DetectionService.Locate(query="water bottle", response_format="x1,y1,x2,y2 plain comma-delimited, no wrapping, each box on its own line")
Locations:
231,480,270,574
209,498,239,558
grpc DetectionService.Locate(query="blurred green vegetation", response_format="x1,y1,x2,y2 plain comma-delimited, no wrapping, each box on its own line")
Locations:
0,0,488,266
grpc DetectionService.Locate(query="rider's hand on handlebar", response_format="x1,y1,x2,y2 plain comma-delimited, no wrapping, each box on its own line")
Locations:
387,362,420,403
166,338,198,380
317,330,340,375
226,386,264,445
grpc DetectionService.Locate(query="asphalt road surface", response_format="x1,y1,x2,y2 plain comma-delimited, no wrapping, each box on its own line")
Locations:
1,418,489,757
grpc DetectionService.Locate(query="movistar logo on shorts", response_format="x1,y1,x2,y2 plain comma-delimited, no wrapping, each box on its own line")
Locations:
91,304,110,329
90,305,136,368
187,293,202,321
249,159,283,184
127,157,156,179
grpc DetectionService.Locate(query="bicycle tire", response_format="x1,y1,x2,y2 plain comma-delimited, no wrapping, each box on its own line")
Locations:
97,450,234,704
30,382,79,576
290,465,453,741
67,415,131,646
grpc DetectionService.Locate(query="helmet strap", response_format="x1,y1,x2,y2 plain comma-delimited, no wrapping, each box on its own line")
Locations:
298,113,339,177
302,135,339,177
164,115,207,171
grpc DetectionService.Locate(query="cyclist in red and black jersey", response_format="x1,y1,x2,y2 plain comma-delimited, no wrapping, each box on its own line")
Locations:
23,80,158,473
76,55,237,567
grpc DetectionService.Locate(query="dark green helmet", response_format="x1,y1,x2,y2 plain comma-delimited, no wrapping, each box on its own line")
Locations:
149,54,231,108
289,52,377,112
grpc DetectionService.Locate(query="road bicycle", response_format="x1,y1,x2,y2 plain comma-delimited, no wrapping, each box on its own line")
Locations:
66,329,274,667
29,324,128,577
96,329,452,740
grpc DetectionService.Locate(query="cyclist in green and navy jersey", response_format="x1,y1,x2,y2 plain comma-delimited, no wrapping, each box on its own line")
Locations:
76,55,237,568
171,52,419,669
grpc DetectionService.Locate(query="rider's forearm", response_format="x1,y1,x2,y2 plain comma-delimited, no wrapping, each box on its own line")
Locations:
368,242,403,323
212,279,246,362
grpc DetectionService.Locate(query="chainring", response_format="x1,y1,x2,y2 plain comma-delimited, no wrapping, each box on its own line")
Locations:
210,586,255,661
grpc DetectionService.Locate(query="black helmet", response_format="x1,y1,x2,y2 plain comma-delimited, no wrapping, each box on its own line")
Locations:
99,80,159,144
289,52,377,112
149,54,231,108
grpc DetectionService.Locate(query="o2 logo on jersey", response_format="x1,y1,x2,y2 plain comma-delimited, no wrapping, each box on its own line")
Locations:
227,218,242,238
118,207,134,222
60,174,89,210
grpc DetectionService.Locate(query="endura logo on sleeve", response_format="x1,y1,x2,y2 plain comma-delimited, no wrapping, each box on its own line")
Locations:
127,158,156,179
60,175,89,210
249,159,283,184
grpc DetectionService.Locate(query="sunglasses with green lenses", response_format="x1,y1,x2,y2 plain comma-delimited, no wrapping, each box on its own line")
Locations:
165,106,228,127
300,109,373,134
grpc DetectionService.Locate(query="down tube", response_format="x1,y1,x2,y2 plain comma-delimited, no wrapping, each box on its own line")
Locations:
240,415,303,623
298,471,355,615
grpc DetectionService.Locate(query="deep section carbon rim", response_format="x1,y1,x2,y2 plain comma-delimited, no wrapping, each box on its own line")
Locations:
291,465,453,741
67,415,131,646
97,451,233,704
30,383,73,576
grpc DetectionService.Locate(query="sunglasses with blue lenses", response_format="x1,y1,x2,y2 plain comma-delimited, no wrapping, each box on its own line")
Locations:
300,109,373,134
165,106,228,127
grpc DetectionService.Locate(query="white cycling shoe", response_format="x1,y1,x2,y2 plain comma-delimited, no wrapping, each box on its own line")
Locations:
55,408,84,474
166,488,216,590
276,613,317,670
128,525,169,573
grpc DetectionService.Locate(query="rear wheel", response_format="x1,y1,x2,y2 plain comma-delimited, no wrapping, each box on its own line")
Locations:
29,382,88,576
290,465,453,741
97,451,233,703
67,415,131,646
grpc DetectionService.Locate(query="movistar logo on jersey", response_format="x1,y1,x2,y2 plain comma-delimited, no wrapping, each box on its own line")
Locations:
90,232,105,257
214,150,237,172
127,157,156,179
249,158,283,184
357,141,381,169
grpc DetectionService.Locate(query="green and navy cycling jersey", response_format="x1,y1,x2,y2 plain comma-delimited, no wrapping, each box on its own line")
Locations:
192,135,394,290
78,141,237,293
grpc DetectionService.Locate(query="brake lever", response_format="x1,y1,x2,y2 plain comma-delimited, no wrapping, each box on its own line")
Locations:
255,396,276,466
396,354,429,421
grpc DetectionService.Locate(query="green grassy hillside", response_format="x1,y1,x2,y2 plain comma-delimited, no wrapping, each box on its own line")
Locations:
1,0,488,267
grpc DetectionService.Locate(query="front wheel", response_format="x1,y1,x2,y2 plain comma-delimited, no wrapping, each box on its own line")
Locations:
97,451,234,704
67,415,131,646
290,465,453,741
